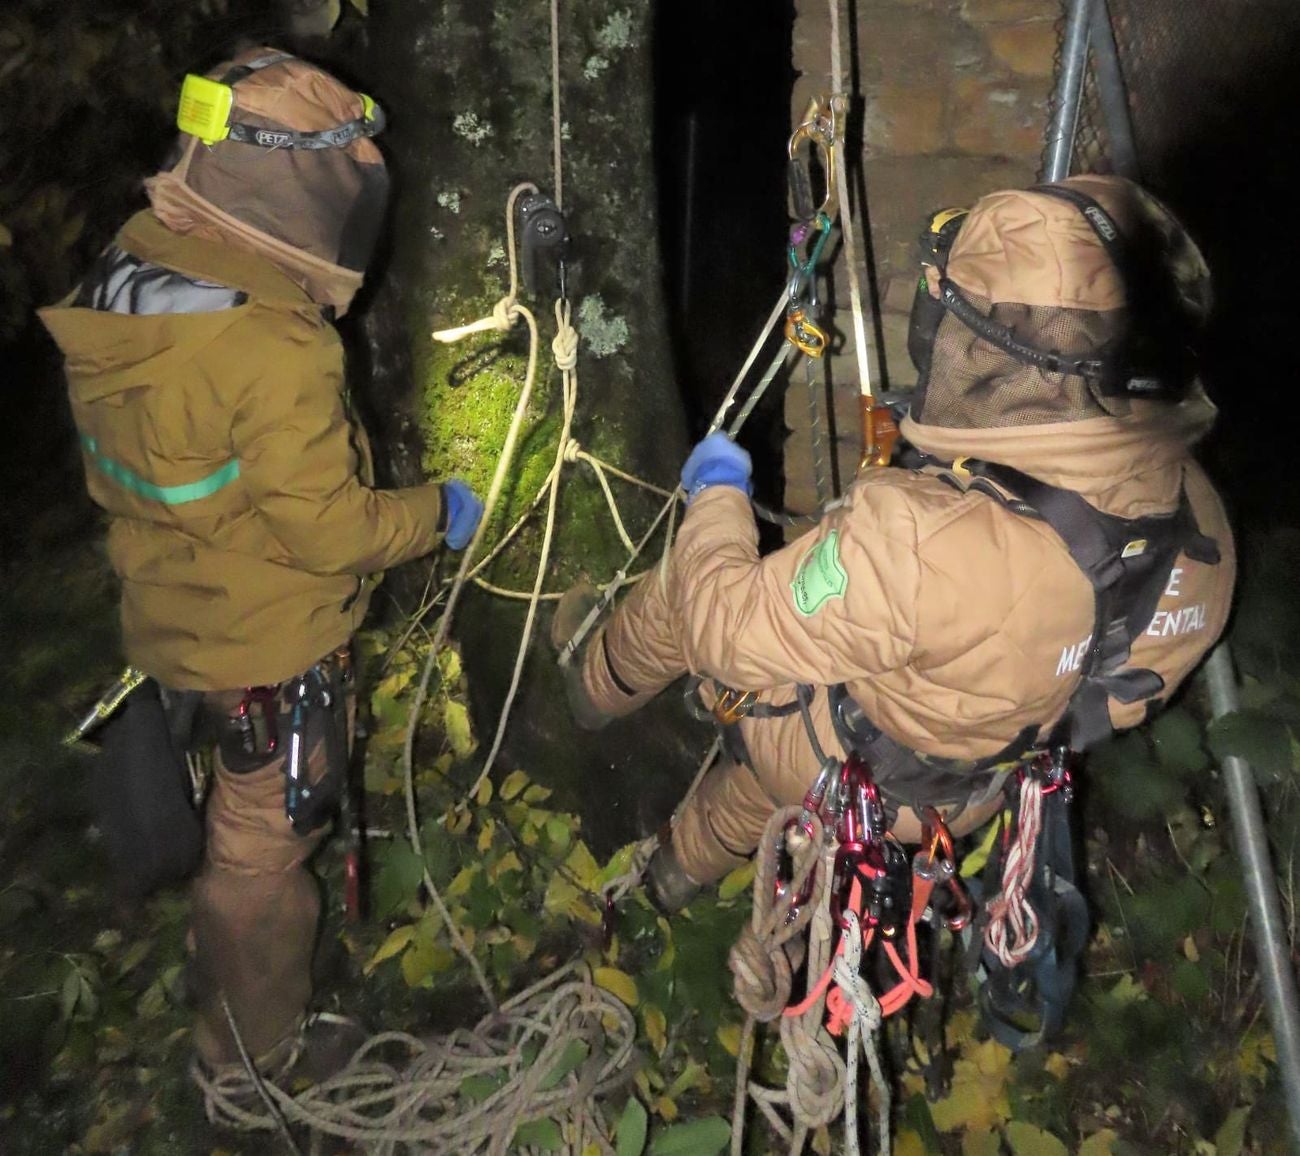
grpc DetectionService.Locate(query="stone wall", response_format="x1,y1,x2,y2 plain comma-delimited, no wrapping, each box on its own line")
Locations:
785,0,1058,516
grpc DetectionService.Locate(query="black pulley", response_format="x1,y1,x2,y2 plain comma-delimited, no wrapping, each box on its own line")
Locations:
517,192,570,296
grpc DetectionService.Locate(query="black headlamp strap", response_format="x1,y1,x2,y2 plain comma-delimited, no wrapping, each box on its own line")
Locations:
937,277,1109,384
216,53,384,152
1027,184,1130,275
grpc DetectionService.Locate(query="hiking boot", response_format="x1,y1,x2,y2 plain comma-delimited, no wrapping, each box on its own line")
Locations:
284,1011,370,1087
644,841,702,915
549,579,602,655
192,1011,369,1114
551,581,618,732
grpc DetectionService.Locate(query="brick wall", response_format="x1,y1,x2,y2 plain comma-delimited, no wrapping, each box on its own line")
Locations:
785,0,1058,517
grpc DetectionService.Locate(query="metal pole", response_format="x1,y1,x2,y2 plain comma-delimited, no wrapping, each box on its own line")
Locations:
1044,0,1095,182
1088,0,1140,180
1204,644,1300,1150
1044,2,1300,1143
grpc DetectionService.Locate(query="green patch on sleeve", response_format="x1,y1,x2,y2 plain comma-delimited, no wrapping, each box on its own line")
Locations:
791,530,848,616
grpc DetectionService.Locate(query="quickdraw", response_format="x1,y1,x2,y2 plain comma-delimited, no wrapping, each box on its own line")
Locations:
785,210,834,358
774,753,974,1030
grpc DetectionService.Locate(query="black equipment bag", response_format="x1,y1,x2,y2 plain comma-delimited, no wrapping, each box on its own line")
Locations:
90,680,204,899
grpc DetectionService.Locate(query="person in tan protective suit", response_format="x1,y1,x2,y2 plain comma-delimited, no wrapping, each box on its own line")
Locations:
557,174,1236,913
40,50,483,1084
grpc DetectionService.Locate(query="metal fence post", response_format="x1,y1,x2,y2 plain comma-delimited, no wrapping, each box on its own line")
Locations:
1204,645,1300,1151
1044,0,1095,182
1088,0,1139,180
1044,2,1300,1143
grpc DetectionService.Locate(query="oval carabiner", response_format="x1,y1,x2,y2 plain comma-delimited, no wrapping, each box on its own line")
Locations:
787,94,838,219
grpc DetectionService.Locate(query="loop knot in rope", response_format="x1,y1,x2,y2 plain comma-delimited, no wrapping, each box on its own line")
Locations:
552,299,579,370
729,806,826,1021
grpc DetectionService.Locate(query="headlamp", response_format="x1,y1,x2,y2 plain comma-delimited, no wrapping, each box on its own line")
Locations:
175,54,384,150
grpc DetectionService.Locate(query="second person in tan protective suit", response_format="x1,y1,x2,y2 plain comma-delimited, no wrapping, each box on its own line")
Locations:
557,174,1236,912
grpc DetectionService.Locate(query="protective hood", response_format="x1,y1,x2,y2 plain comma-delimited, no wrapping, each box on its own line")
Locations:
909,174,1212,431
144,47,389,316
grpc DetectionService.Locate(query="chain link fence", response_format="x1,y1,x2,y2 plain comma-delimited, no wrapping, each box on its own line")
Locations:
1043,0,1300,189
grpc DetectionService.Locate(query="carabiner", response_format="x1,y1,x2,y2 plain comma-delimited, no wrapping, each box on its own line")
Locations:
785,306,828,357
916,806,973,931
787,94,838,219
712,687,758,725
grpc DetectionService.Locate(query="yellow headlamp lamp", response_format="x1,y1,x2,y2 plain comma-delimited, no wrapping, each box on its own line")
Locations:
177,73,237,146
175,54,384,150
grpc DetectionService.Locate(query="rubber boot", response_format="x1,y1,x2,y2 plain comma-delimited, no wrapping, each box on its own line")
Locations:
644,840,702,915
550,581,619,731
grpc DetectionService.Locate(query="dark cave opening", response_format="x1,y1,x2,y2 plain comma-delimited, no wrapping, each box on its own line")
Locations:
651,2,797,520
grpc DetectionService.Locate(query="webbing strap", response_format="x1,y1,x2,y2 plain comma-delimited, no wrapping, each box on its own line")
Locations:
954,457,1220,750
81,435,240,505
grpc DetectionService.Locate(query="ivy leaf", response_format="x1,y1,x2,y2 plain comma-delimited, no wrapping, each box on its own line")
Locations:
1149,706,1209,776
1004,1122,1068,1156
372,841,425,919
615,1097,648,1156
459,1071,507,1102
1214,1106,1250,1156
595,967,639,1008
445,700,476,757
717,861,755,901
512,1118,563,1150
1206,710,1294,783
537,1039,590,1091
643,1004,668,1055
961,1131,1002,1156
1078,1131,1120,1156
500,769,529,800
365,924,415,974
647,1116,730,1155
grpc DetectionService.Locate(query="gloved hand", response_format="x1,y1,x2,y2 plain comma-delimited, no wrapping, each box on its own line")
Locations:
680,432,752,504
441,480,483,550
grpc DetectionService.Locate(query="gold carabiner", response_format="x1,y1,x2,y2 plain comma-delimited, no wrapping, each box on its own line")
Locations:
713,687,758,725
788,94,838,219
785,306,829,357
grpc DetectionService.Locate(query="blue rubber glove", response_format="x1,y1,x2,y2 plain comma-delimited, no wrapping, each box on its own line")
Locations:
441,480,483,550
680,432,752,504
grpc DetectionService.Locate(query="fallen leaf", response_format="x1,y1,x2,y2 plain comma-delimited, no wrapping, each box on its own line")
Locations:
595,966,639,1008
365,924,415,974
500,769,529,800
1004,1121,1068,1156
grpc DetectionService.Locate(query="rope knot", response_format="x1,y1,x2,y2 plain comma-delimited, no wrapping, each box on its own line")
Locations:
729,925,793,1022
562,438,582,464
551,298,579,370
492,296,518,331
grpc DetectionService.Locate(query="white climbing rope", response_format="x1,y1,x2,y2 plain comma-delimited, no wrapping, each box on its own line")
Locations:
827,0,877,419
726,807,892,1156
193,964,637,1155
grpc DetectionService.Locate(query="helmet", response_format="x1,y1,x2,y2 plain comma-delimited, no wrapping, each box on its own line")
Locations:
145,48,389,315
906,175,1212,429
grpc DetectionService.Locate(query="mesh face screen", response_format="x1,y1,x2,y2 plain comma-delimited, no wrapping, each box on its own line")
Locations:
918,294,1122,428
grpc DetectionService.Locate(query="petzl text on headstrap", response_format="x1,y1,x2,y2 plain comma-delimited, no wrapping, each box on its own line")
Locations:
176,52,384,151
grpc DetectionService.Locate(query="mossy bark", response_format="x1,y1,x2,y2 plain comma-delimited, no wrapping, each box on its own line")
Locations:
364,1,708,850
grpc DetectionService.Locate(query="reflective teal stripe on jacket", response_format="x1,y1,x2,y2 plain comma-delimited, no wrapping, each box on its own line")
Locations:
81,435,240,505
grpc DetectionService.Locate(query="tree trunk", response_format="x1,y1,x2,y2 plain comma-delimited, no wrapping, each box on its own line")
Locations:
363,1,709,851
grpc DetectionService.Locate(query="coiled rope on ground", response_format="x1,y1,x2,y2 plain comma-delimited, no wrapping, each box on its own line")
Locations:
194,964,637,1155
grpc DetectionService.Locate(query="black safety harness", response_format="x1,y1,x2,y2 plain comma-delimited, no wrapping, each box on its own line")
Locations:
687,452,1221,1046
